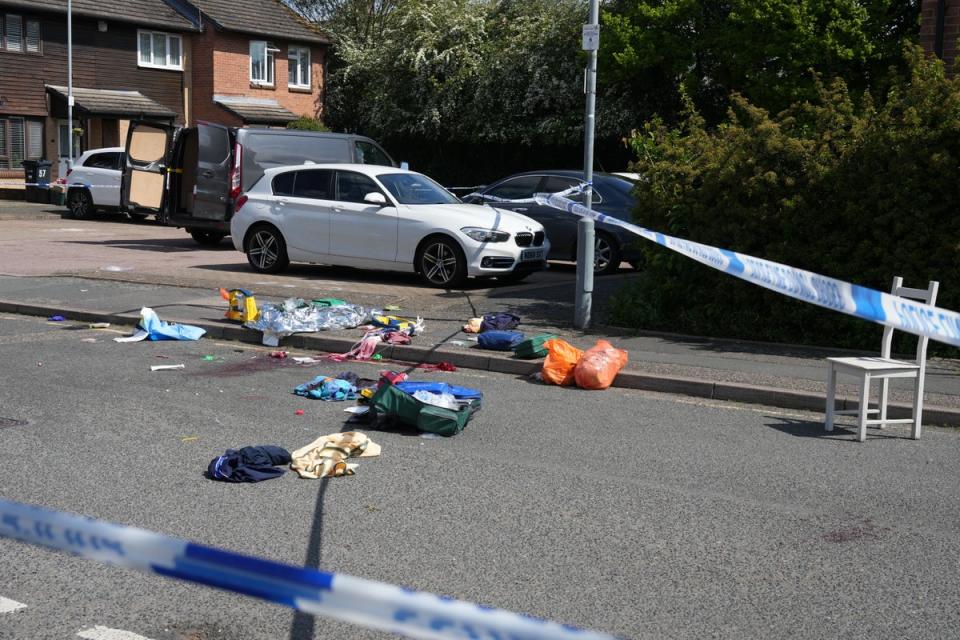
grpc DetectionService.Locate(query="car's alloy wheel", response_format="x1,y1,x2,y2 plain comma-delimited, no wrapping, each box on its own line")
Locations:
593,233,621,275
245,226,289,273
68,190,92,219
419,237,466,287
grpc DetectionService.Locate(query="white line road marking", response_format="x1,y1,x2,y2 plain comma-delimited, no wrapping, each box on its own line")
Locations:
0,596,27,613
76,626,157,640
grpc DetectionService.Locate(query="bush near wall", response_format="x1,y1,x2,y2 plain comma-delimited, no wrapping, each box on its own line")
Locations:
610,47,960,354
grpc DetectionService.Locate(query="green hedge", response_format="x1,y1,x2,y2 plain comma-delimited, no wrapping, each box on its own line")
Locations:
610,47,960,354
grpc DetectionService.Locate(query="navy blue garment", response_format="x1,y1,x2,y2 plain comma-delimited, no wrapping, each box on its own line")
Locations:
207,445,292,482
480,312,520,332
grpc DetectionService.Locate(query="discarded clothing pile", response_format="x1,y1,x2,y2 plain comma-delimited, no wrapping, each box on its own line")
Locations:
207,432,382,482
206,445,292,482
244,298,375,347
541,339,629,390
369,379,483,436
326,314,424,362
294,373,358,401
290,431,381,478
114,307,206,342
463,312,526,352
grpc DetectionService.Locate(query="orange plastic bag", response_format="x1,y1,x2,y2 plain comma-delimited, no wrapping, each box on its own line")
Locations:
541,339,584,386
573,340,628,390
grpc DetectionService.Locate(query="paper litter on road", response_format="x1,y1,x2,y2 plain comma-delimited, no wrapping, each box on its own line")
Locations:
88,322,111,329
293,356,321,364
115,329,149,343
344,406,370,415
151,364,185,371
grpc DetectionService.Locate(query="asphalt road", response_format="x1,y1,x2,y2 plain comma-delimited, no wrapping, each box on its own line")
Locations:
1,313,959,639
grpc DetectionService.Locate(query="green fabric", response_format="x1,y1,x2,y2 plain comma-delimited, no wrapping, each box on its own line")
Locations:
370,383,479,436
512,333,558,359
312,298,348,307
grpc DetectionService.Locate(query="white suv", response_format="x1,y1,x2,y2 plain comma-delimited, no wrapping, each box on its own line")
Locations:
66,147,130,219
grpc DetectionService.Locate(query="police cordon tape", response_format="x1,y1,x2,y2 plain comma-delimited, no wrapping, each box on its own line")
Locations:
472,186,960,349
0,498,618,640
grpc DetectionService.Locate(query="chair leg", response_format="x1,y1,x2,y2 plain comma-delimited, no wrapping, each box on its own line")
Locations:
878,377,890,429
825,364,836,432
857,373,871,442
912,374,925,440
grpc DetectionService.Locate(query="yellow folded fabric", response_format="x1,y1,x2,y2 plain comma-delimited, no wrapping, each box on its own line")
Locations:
290,431,381,479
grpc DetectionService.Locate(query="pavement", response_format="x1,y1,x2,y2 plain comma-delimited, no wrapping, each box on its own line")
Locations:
2,199,958,428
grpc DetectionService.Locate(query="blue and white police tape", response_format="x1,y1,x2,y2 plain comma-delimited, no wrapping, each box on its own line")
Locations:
0,498,618,640
479,188,960,349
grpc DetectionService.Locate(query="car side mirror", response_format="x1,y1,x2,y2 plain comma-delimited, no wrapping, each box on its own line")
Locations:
364,192,387,206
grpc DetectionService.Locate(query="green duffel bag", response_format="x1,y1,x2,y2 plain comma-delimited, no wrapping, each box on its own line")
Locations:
512,333,558,359
370,382,423,426
370,383,481,436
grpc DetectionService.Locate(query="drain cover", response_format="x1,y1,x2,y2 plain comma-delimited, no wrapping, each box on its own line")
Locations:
0,417,27,428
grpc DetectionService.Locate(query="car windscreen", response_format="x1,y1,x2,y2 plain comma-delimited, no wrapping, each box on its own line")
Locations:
376,173,459,205
241,134,351,190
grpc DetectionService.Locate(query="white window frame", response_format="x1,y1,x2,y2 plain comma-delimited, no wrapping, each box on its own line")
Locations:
250,40,276,87
137,30,183,71
287,45,311,89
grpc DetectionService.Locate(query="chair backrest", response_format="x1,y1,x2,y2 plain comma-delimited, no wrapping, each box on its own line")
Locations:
880,276,940,369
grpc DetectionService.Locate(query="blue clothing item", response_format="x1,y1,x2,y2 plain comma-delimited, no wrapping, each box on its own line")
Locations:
207,445,291,482
394,381,483,401
480,312,520,332
139,307,206,341
294,374,358,401
477,330,524,351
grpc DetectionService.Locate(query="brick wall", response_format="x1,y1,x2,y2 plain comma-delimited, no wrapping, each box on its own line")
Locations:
190,28,325,126
921,0,960,71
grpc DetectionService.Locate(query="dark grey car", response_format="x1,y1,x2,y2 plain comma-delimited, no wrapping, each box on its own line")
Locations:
463,170,642,275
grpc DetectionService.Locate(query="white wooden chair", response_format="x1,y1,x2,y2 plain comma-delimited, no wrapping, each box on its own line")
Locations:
825,277,939,442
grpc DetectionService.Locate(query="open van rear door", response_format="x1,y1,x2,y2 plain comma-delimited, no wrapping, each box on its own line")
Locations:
191,122,232,221
121,121,175,216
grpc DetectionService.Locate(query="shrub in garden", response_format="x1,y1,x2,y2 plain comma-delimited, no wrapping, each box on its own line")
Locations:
611,47,960,353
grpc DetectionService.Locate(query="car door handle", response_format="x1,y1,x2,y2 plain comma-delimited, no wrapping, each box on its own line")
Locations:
202,170,215,179
276,198,287,206
332,206,343,213
514,207,528,212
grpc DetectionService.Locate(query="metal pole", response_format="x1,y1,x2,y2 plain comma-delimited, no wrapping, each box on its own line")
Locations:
67,0,73,170
575,0,599,330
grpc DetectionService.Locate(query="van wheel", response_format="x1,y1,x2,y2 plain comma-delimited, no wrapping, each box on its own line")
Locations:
68,189,93,219
189,230,226,246
417,236,466,288
245,226,289,273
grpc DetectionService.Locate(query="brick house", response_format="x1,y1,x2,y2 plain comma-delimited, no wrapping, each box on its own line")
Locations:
166,0,329,127
0,0,196,180
921,0,960,69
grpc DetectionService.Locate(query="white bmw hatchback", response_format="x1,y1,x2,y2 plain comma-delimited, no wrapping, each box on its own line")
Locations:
230,164,550,287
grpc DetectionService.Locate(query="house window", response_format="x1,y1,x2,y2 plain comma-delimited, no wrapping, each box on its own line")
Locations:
3,14,21,52
0,117,41,170
288,45,310,89
25,18,39,53
137,30,182,70
250,41,277,86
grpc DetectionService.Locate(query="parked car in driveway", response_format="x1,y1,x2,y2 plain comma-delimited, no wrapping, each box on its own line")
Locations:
65,147,136,219
231,164,550,287
121,121,397,245
463,170,643,275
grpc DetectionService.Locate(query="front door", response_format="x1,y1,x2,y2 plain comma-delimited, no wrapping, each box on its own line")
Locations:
121,121,175,215
192,122,231,220
328,169,398,265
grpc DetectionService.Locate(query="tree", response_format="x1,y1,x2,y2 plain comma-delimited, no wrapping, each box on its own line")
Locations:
598,0,921,129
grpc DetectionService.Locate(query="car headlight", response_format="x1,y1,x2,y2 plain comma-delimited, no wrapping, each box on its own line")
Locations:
461,227,510,243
